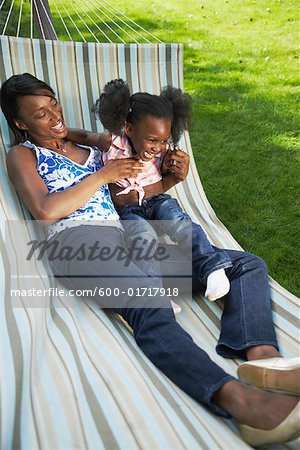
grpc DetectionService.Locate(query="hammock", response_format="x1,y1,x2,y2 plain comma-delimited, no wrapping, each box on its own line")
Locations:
0,2,299,450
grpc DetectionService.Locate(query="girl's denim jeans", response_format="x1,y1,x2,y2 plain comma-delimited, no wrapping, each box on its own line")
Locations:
117,194,233,284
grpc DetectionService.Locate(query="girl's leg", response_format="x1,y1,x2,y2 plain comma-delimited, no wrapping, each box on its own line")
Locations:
149,194,232,299
211,248,279,359
155,242,279,359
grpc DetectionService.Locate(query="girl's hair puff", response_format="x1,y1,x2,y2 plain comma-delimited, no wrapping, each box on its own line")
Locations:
95,79,192,143
160,86,192,144
95,79,131,134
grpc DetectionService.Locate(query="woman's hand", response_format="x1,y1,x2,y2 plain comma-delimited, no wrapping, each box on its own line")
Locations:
100,158,143,184
162,146,190,181
6,147,142,223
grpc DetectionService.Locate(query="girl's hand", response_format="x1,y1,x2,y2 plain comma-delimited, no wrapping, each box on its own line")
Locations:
100,158,143,184
162,146,190,181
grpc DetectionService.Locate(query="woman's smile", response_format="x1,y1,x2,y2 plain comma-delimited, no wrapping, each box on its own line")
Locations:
15,94,68,142
50,120,65,132
50,120,67,135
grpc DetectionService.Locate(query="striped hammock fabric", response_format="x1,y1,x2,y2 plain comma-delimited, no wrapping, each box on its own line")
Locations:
0,35,299,450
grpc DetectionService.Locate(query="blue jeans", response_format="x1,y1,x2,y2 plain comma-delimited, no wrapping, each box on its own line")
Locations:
47,225,278,418
117,194,233,284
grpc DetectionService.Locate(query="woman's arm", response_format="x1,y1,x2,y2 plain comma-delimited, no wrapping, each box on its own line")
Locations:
66,128,112,151
6,145,142,222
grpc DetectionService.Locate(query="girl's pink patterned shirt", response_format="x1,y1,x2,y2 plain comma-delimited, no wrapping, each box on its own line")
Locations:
102,133,167,205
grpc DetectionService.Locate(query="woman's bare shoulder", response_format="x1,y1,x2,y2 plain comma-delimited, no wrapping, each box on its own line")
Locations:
6,144,36,164
6,144,37,180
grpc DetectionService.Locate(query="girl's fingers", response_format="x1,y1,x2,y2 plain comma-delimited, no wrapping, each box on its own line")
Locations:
170,151,189,162
173,146,186,156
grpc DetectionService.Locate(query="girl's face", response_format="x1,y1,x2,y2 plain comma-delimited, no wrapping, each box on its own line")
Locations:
125,115,171,162
14,93,68,142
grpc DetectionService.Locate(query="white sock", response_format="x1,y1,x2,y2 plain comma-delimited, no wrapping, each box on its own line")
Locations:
171,300,181,315
205,269,230,301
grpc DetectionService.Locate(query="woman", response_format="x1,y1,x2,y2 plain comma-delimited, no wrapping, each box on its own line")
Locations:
1,73,299,448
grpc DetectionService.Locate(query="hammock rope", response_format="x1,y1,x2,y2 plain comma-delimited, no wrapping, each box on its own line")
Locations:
30,0,33,38
70,0,124,44
33,0,57,39
32,0,46,39
52,0,86,41
63,0,98,42
51,0,72,40
0,0,163,43
85,0,136,44
1,0,15,35
16,0,22,37
90,0,156,43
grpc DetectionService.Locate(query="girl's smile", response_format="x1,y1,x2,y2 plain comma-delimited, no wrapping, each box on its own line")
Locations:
125,115,171,162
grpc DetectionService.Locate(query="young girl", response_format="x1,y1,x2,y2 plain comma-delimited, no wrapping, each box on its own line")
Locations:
90,79,232,303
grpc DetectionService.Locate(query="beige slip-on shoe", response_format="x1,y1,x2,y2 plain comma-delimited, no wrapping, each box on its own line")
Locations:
238,357,300,395
239,401,300,448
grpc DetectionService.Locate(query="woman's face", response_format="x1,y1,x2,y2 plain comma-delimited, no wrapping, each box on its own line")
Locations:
125,115,171,161
14,93,68,142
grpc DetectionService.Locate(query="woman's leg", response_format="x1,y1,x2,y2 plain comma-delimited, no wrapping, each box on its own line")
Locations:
164,244,299,397
47,226,300,445
116,205,162,278
214,381,298,430
190,246,279,358
47,225,233,417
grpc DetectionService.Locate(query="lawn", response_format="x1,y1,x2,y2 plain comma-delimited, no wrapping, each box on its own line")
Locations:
2,0,299,296
117,0,300,297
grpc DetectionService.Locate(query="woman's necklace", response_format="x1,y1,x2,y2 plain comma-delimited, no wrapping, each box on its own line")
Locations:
45,141,68,153
57,142,67,153
30,138,70,154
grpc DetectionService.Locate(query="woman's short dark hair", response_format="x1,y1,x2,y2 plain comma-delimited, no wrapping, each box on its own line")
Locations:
0,73,55,144
96,79,192,144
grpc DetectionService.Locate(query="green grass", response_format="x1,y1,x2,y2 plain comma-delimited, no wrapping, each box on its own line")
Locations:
2,0,299,296
110,0,300,297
